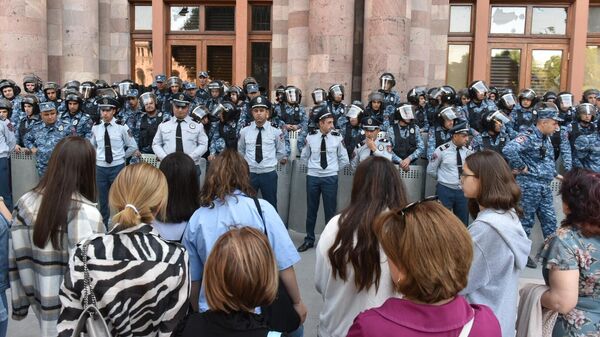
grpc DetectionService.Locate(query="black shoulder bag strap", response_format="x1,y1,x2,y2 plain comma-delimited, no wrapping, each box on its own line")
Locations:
250,196,301,333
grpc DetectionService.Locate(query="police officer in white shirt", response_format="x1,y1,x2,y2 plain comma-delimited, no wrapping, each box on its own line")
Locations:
152,93,208,177
238,96,288,210
298,105,350,252
90,96,138,227
350,116,393,171
426,120,473,225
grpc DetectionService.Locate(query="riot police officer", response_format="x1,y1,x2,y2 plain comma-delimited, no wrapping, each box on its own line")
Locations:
273,85,287,124
350,116,393,171
163,76,183,115
581,88,598,106
511,88,538,133
14,94,40,152
196,71,210,104
364,91,392,131
327,84,346,129
42,82,62,111
153,74,168,111
496,91,519,139
134,92,171,154
206,80,225,113
427,106,460,159
556,92,575,126
0,79,23,125
79,81,100,123
340,101,365,158
425,87,439,129
239,82,260,126
542,91,557,103
462,80,497,132
24,102,70,176
226,86,248,125
569,103,597,168
488,86,499,102
407,86,429,131
279,85,308,155
378,73,401,106
22,74,45,103
210,100,244,154
503,102,564,268
471,110,510,155
60,91,93,138
387,104,425,171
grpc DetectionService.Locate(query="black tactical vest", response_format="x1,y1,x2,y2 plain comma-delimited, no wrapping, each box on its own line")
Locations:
139,113,164,152
392,123,417,160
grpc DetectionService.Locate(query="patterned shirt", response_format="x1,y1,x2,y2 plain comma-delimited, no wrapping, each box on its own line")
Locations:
9,191,104,337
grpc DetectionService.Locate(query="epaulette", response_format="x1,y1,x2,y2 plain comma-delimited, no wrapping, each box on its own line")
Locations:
309,130,318,135
115,120,124,125
271,121,278,128
162,119,170,123
437,143,451,152
330,131,341,137
378,138,390,143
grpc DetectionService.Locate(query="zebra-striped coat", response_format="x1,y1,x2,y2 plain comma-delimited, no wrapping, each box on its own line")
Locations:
57,223,190,337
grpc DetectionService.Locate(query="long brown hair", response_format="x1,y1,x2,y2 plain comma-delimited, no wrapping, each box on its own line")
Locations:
199,149,255,206
33,136,96,249
464,150,522,218
560,168,600,237
328,157,408,291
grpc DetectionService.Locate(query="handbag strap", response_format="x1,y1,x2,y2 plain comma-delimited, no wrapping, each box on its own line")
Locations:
251,196,268,239
81,241,99,310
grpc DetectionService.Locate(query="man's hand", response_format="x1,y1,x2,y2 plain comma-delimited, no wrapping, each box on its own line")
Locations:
134,150,141,158
400,158,411,171
30,147,38,155
366,138,377,152
280,158,288,165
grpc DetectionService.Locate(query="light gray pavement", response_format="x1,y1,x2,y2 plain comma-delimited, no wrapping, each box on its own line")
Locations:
6,227,545,337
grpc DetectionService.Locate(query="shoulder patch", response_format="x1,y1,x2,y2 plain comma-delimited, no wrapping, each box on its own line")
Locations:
515,136,526,144
331,131,340,137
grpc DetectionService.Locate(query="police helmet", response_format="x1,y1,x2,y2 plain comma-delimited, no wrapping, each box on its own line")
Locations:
208,81,225,96
328,84,344,101
542,91,557,102
368,91,384,103
427,87,439,106
42,82,60,99
226,85,244,102
242,76,258,89
437,106,460,124
575,103,597,119
518,88,537,104
345,101,364,119
481,110,509,132
434,86,456,105
95,88,118,100
0,79,21,96
139,92,157,109
497,93,517,111
379,73,396,92
468,80,489,100
0,98,12,112
212,100,239,121
582,88,599,103
23,75,42,92
285,86,302,105
275,85,286,103
488,86,499,101
79,81,97,100
191,105,210,122
311,88,327,105
64,80,80,91
167,76,183,89
118,80,134,97
20,95,40,115
65,91,83,104
407,86,427,105
395,104,415,123
95,79,109,89
556,92,574,110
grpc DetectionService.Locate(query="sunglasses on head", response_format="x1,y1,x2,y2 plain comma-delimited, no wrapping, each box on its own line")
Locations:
399,195,439,217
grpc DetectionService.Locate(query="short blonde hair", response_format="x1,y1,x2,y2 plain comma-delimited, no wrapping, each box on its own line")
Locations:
109,163,168,228
204,227,278,313
374,201,473,303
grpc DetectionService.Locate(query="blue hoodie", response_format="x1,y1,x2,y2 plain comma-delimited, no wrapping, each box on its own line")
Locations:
461,208,531,337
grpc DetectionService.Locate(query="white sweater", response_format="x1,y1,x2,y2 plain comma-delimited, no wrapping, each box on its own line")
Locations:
314,214,398,337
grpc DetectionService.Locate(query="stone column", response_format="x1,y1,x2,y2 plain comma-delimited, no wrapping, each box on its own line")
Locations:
427,0,449,86
361,0,411,101
308,0,355,104
286,0,309,93
61,0,99,82
0,0,48,81
271,0,289,95
408,0,431,87
99,0,129,83
47,0,63,82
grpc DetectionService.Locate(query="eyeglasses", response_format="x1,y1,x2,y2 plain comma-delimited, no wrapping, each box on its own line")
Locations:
460,172,477,180
399,195,439,217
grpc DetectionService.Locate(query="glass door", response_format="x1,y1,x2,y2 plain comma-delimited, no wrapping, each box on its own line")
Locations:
489,45,525,93
525,45,568,93
167,40,234,84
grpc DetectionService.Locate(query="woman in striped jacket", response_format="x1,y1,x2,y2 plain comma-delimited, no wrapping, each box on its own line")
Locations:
57,163,190,337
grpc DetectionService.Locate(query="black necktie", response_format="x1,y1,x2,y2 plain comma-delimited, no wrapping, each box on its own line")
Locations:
320,134,328,169
456,146,463,179
255,127,263,163
176,119,184,152
104,123,113,164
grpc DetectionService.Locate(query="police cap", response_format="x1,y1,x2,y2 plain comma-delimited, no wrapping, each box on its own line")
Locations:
39,101,56,113
96,96,120,109
250,95,270,110
172,93,192,107
361,116,382,130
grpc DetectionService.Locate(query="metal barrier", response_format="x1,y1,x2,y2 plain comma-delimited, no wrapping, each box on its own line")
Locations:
288,130,299,159
10,153,39,203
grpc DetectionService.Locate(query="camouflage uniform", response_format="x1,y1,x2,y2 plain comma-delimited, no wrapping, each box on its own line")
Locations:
427,126,452,160
327,101,347,130
60,111,94,139
503,127,558,238
461,99,497,132
133,111,171,154
277,104,309,154
340,122,365,159
386,123,425,164
470,130,510,155
574,131,600,172
24,120,70,176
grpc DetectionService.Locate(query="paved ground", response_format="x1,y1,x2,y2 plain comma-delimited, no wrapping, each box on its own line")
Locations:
6,229,544,337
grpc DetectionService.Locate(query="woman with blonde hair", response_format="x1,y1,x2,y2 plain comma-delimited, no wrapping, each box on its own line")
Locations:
347,200,501,337
57,163,189,337
179,227,282,337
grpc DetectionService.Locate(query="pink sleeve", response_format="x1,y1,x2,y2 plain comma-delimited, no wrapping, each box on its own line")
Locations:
346,316,366,337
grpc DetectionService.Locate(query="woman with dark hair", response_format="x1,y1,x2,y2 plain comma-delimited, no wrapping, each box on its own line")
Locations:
157,152,200,242
8,136,104,337
459,150,531,337
540,168,600,336
315,157,408,337
183,149,306,335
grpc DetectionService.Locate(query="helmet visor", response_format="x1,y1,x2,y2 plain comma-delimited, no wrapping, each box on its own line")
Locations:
79,86,93,99
499,93,517,109
559,94,573,108
285,88,298,104
139,92,156,106
489,111,510,125
118,82,132,96
440,107,458,121
210,103,226,117
471,81,489,95
345,104,363,119
397,105,415,120
312,90,325,104
330,85,343,98
380,77,393,91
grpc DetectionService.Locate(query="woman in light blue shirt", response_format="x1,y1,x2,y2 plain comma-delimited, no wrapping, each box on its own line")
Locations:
183,149,306,335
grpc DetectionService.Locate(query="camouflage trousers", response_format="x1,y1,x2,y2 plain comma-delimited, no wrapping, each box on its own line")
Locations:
516,176,557,239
